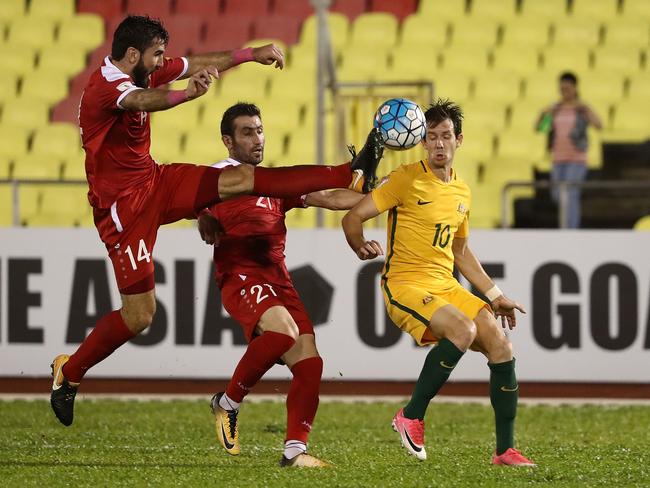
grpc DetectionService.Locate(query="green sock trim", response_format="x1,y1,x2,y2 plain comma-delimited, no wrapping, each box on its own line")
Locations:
489,358,517,455
403,339,464,419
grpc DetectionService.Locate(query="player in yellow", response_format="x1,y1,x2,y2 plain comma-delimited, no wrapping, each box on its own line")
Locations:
342,99,536,466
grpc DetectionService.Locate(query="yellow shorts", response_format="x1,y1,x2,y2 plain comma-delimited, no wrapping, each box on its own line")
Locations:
382,279,489,346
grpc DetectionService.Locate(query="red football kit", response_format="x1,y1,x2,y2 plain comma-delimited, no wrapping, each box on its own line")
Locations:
79,56,221,293
209,159,314,340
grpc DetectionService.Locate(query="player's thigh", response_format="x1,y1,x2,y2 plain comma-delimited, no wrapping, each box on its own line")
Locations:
257,305,300,340
217,164,254,200
470,307,513,363
157,163,221,223
427,303,476,347
282,334,319,369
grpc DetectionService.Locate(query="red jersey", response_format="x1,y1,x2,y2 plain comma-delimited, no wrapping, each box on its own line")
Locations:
208,159,306,286
79,56,188,208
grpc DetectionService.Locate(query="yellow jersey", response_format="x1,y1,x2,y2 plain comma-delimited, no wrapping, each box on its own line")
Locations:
371,160,471,288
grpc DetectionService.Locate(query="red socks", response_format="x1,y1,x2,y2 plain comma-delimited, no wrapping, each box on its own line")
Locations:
62,310,135,383
286,356,323,443
252,163,352,197
225,331,296,402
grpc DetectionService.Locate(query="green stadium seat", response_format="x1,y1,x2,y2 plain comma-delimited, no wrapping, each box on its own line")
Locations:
552,19,602,47
603,20,650,48
6,17,56,49
37,46,87,78
57,14,105,53
0,46,37,75
1,99,50,129
348,13,398,51
28,0,75,19
519,0,568,19
12,154,62,179
469,0,518,19
571,0,620,19
0,125,31,161
0,0,25,20
31,123,81,160
20,72,70,104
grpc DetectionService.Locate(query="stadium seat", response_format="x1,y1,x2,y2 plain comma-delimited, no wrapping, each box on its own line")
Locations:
0,184,13,226
399,14,449,48
125,0,172,17
431,72,472,102
523,72,561,102
285,206,316,228
331,0,366,20
468,0,518,19
472,73,523,104
27,184,90,227
20,73,70,105
174,0,220,17
203,17,252,50
37,46,87,78
500,21,552,48
592,47,644,74
183,129,225,164
621,0,650,17
52,95,83,125
253,16,302,45
579,73,625,102
491,46,541,76
551,19,603,47
151,100,201,132
338,46,389,82
31,123,81,160
15,185,42,225
571,0,620,19
519,0,568,19
0,0,25,20
273,0,314,19
150,128,185,164
418,0,467,19
0,125,30,161
222,0,270,17
78,0,124,21
28,0,74,19
299,13,349,50
57,14,105,53
449,19,500,47
496,128,548,163
440,46,490,75
541,47,591,74
6,17,56,50
348,13,399,51
0,46,37,76
626,74,650,102
12,154,62,179
609,99,650,138
1,99,50,129
633,215,650,230
162,15,204,57
0,74,19,99
603,20,650,48
61,151,86,180
370,0,418,20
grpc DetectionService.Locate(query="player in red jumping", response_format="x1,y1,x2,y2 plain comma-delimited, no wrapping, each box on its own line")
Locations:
50,15,383,426
197,102,373,467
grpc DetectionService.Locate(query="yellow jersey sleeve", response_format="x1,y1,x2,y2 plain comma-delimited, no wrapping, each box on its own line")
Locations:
456,212,469,238
371,166,410,213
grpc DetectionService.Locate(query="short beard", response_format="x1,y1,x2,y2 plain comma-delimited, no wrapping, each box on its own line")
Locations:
133,58,150,88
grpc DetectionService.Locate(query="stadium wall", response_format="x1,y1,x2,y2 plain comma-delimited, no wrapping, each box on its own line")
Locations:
0,228,648,384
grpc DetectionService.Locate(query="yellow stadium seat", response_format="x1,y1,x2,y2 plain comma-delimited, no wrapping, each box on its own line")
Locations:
634,215,650,230
611,100,650,133
57,14,105,52
215,65,271,101
150,128,185,164
571,0,620,19
626,74,650,103
1,99,50,128
0,46,37,76
0,125,30,161
31,123,81,159
28,0,74,19
183,129,224,164
26,184,89,227
496,128,549,163
284,206,316,228
62,150,86,180
509,101,545,131
621,0,650,17
440,46,490,75
0,0,25,20
491,47,541,75
399,15,449,47
603,20,650,48
385,48,440,82
0,157,10,179
500,21,551,48
285,42,317,74
472,73,523,104
16,185,42,225
37,46,88,78
469,182,502,228
338,47,389,82
541,46,591,74
349,13,398,51
199,97,233,135
592,47,643,75
13,154,61,179
519,0,569,19
579,73,625,104
450,19,500,47
469,0,518,19
0,184,13,226
299,13,349,50
19,72,70,104
524,72,561,102
552,19,602,47
150,101,201,132
6,17,56,50
0,74,19,99
586,127,603,168
431,72,472,102
268,71,314,104
418,0,466,19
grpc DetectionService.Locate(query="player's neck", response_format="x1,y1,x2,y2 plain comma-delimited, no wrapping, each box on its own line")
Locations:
428,161,453,183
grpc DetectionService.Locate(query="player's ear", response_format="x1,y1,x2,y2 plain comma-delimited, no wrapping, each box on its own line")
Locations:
456,133,463,147
126,46,140,64
222,134,233,150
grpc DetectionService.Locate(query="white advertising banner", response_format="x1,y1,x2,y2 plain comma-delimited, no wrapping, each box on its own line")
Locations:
0,228,649,382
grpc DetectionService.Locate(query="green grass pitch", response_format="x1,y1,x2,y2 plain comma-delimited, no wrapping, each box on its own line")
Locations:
1,399,649,487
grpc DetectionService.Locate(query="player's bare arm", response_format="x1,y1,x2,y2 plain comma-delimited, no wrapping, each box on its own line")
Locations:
452,237,526,329
304,189,364,210
120,67,218,112
342,194,384,260
182,43,284,79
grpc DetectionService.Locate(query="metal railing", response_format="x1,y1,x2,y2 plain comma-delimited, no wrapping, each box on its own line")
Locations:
501,180,650,228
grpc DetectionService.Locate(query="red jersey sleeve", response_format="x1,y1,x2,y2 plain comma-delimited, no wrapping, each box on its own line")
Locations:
150,57,188,88
90,68,141,112
282,195,307,212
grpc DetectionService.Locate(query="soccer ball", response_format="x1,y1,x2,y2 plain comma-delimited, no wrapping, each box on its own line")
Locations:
373,98,426,151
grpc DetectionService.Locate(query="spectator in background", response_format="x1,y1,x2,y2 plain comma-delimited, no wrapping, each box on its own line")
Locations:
536,71,602,228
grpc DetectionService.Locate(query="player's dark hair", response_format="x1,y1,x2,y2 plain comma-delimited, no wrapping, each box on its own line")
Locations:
559,71,578,85
424,98,464,137
111,15,169,60
221,102,262,137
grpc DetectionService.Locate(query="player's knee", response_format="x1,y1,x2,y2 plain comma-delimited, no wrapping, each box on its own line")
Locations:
122,302,156,334
273,318,300,341
448,317,476,349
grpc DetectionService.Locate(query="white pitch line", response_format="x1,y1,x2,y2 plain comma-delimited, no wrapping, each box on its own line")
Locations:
2,393,650,406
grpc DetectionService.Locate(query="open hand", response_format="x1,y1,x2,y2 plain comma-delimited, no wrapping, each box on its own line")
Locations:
253,43,284,69
491,295,526,330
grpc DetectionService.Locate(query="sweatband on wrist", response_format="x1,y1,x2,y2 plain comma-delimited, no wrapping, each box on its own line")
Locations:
166,90,188,107
485,285,503,302
232,47,255,66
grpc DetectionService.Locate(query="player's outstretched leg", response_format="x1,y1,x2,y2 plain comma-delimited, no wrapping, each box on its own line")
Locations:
210,391,240,455
392,408,427,461
50,354,79,426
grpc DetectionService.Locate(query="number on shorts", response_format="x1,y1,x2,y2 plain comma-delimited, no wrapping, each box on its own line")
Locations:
124,239,151,270
256,197,273,210
250,283,278,304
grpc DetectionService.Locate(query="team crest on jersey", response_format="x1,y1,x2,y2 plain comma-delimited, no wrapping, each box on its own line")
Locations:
116,81,134,92
457,202,468,215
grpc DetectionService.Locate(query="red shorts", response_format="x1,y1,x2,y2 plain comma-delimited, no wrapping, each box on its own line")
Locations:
93,163,221,294
220,274,314,342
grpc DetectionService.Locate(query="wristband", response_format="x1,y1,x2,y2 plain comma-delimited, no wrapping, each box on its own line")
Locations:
232,47,255,66
166,90,188,107
485,285,503,302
